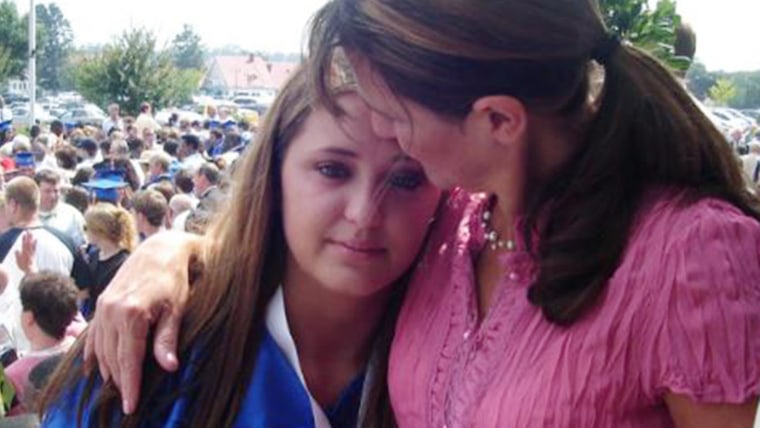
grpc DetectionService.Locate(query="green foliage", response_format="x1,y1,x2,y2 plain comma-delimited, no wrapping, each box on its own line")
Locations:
0,365,15,416
36,3,73,92
73,28,202,115
0,1,29,83
725,71,760,109
170,24,206,70
708,78,737,106
598,0,691,72
687,65,760,108
685,61,715,100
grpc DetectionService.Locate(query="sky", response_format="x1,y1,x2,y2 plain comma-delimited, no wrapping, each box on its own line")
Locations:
12,0,760,72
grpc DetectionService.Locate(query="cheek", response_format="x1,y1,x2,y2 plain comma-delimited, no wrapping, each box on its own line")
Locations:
281,171,340,252
384,191,440,257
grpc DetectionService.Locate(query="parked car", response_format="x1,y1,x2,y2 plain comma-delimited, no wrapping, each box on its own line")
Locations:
711,107,754,131
739,109,760,122
59,104,107,127
11,104,58,127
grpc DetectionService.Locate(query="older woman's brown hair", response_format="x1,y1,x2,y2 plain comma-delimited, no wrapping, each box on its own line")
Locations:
308,0,760,325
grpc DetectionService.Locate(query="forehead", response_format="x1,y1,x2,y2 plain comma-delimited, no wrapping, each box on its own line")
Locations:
289,93,405,159
347,55,403,116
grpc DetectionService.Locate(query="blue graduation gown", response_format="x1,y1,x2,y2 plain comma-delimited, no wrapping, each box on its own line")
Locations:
42,289,366,428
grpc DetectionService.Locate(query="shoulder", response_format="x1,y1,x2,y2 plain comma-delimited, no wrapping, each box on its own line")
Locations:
631,187,760,252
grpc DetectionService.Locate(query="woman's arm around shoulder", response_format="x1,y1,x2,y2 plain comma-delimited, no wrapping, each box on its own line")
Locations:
84,230,205,414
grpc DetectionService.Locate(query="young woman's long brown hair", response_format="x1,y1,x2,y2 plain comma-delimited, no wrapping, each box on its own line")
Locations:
41,65,403,427
308,0,760,325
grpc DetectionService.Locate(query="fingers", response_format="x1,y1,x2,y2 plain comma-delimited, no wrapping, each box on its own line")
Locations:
83,325,95,372
14,232,37,275
22,232,37,256
83,231,201,413
117,300,150,414
92,298,114,384
153,302,181,372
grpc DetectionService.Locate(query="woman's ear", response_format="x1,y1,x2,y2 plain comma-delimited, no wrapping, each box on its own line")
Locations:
470,96,527,148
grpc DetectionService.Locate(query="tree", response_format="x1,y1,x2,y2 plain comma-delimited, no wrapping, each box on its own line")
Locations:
36,3,73,92
0,1,29,83
725,71,760,109
708,78,737,106
599,0,691,73
170,24,205,70
73,28,201,115
685,61,716,101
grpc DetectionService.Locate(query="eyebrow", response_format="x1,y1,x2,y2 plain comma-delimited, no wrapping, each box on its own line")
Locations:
319,147,357,157
318,147,416,165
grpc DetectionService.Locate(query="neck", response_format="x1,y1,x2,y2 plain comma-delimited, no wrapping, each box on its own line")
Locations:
283,273,392,406
488,114,579,233
40,203,57,214
140,225,161,240
284,280,391,367
30,332,64,352
98,240,122,259
14,214,41,229
487,158,526,240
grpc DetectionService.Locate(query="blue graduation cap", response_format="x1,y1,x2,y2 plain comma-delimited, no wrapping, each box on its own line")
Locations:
222,119,237,129
0,120,11,133
84,169,128,203
83,179,128,203
93,168,126,182
208,119,221,129
14,151,35,168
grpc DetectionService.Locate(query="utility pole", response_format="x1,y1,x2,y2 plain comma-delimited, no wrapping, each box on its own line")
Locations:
28,0,36,127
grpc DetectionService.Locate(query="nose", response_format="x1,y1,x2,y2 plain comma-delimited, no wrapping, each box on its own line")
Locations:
370,112,395,140
345,184,386,228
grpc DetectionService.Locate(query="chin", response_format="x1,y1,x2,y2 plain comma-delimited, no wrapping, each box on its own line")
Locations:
328,274,397,298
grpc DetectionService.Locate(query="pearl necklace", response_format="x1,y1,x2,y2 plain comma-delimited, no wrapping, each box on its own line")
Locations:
481,207,516,251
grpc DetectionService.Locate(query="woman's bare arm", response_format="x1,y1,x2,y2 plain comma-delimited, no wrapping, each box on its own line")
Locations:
665,392,758,428
83,230,204,414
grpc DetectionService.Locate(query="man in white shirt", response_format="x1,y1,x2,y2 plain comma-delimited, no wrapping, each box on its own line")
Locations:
34,169,86,247
179,134,205,172
132,189,168,240
0,177,79,353
102,103,124,134
134,102,160,137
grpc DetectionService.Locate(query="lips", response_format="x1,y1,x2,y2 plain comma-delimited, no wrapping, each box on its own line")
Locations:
331,240,386,254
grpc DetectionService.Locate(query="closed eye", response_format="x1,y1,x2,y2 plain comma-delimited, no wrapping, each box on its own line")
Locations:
387,171,425,190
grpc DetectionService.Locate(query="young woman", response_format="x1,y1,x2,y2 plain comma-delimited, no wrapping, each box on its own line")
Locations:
40,66,440,427
84,1,760,426
80,203,137,319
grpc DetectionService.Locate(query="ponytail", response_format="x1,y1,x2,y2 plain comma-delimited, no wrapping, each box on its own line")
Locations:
113,209,138,252
526,43,760,325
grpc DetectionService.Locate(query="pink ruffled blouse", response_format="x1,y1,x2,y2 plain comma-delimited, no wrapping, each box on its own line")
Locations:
389,187,760,427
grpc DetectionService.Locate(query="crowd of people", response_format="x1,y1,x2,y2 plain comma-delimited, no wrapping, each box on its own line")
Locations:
0,99,241,420
0,0,759,426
